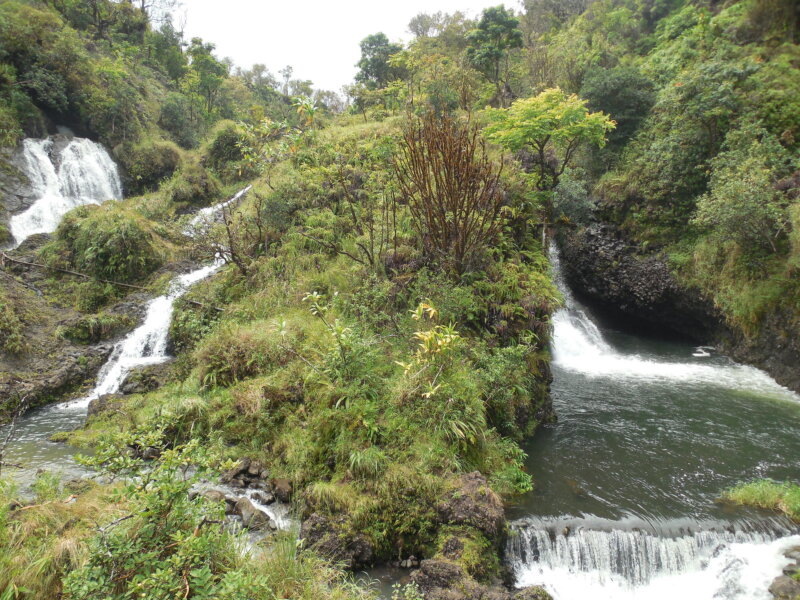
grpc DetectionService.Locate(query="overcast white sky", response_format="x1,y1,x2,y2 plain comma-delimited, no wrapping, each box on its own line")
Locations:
176,0,519,93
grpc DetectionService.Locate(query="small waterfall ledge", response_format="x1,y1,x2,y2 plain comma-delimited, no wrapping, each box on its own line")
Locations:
508,518,800,600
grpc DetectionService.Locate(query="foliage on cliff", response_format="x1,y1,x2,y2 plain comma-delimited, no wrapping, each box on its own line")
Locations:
349,0,799,340
0,0,336,150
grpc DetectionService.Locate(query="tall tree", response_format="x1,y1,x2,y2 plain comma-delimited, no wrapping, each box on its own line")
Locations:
355,33,404,90
187,37,227,114
466,5,523,107
484,87,614,233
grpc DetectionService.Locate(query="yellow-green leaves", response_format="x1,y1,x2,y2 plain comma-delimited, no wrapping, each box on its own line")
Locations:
484,87,616,154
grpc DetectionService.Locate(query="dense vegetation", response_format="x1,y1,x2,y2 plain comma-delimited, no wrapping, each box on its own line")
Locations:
0,0,798,598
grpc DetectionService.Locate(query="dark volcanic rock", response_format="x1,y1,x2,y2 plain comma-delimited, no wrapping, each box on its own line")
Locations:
436,472,505,541
235,497,270,530
559,225,721,342
119,361,174,395
299,513,374,569
410,559,553,600
87,393,123,418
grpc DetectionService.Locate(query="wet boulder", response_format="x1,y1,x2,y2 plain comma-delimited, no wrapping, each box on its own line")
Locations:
235,497,270,530
87,393,123,418
769,575,800,600
436,472,505,541
299,513,374,570
119,362,174,395
272,478,292,502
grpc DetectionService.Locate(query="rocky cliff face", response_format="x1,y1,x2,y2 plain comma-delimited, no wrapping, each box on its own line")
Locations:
0,146,35,242
558,224,800,393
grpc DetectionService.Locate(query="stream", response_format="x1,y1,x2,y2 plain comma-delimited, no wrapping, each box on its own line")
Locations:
505,247,800,599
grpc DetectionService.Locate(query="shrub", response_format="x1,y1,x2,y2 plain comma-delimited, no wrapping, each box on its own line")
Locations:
165,160,221,206
115,139,182,195
0,289,27,354
394,113,505,274
47,203,167,283
158,91,202,148
204,120,246,174
723,480,800,522
693,124,795,254
194,320,294,388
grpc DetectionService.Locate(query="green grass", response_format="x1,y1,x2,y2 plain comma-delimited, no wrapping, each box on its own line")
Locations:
723,480,800,522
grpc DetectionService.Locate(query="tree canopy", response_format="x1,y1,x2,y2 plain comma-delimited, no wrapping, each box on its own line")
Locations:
484,87,615,191
355,32,404,90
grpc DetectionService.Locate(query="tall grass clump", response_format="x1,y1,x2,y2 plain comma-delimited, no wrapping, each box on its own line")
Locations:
723,479,800,522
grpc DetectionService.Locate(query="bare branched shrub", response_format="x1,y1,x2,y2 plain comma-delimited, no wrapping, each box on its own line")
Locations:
212,193,272,276
394,113,504,274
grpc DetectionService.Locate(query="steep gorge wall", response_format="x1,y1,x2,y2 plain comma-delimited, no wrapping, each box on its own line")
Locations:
559,225,800,393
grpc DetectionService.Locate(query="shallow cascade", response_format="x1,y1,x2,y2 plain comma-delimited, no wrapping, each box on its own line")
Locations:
7,134,122,247
0,189,248,489
505,246,800,600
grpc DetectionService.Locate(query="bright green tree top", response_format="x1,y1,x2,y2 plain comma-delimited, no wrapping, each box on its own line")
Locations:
484,87,615,191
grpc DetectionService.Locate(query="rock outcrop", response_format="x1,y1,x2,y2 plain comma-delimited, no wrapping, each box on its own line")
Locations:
410,559,553,600
436,472,506,540
299,513,375,569
559,224,721,341
770,546,800,600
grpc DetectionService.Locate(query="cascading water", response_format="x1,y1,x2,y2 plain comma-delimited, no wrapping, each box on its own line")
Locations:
548,246,797,395
74,262,223,406
8,136,122,247
0,189,247,487
509,519,800,600
506,245,800,600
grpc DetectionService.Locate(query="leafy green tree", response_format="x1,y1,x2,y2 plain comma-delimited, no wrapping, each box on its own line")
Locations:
466,5,523,107
187,37,228,114
484,87,615,193
148,21,188,82
355,32,404,90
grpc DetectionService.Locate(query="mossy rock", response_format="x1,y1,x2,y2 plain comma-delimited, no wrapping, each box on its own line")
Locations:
41,202,169,284
116,139,182,195
57,312,133,344
166,160,221,206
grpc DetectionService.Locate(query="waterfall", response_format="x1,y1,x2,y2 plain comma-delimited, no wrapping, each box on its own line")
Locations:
508,519,800,600
547,245,797,399
9,136,122,247
187,184,252,233
74,261,222,406
69,188,252,406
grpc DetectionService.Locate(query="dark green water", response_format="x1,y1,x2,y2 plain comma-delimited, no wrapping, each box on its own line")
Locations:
509,325,800,524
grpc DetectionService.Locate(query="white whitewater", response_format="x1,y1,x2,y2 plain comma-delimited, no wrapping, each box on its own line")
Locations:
67,187,253,407
510,523,800,600
9,137,122,246
70,261,223,407
187,184,252,233
548,246,798,400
